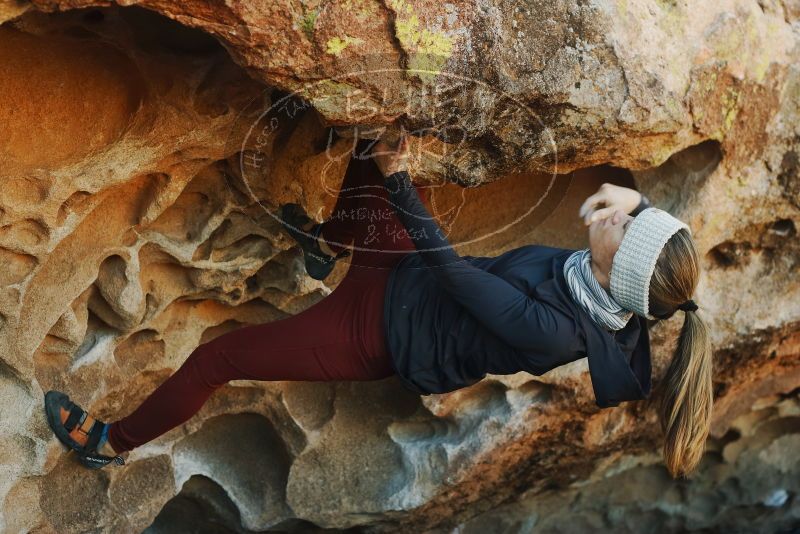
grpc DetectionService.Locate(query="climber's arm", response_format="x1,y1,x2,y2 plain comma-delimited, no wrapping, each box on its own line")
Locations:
383,170,579,355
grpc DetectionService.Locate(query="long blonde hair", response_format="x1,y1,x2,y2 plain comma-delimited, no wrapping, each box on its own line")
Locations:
649,228,713,478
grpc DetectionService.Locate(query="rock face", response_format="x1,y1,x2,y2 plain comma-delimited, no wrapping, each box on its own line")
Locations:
0,1,798,533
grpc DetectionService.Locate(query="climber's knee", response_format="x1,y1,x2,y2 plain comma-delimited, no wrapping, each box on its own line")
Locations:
186,342,231,390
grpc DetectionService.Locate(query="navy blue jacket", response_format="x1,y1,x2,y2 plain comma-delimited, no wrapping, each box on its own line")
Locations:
381,170,653,408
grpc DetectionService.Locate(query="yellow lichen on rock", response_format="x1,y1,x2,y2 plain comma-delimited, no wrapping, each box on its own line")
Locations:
325,35,365,56
386,0,455,81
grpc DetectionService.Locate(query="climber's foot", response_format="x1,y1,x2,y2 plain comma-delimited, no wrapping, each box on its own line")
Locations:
44,390,126,469
279,203,351,281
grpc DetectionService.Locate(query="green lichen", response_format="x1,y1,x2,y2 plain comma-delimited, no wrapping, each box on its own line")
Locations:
326,35,365,56
396,16,454,57
723,103,738,131
704,71,718,92
701,85,741,141
650,142,682,167
387,0,415,16
299,8,320,39
301,79,364,116
387,0,455,83
721,86,740,131
753,54,771,84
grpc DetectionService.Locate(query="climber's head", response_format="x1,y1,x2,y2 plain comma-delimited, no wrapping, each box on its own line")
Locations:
605,207,713,480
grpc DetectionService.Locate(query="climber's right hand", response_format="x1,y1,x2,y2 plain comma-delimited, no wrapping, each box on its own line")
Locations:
578,183,643,226
372,134,409,178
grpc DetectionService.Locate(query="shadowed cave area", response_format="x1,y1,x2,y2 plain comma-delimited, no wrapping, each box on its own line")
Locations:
1,2,798,533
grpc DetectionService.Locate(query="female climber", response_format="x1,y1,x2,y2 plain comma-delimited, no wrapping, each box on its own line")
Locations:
45,134,712,478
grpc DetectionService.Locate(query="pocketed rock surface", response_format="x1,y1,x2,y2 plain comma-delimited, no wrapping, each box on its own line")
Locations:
0,1,798,532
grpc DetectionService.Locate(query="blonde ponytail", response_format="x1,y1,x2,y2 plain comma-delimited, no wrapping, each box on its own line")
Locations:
649,229,714,478
657,308,713,477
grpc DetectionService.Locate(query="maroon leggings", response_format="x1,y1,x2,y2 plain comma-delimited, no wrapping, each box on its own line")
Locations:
107,146,430,453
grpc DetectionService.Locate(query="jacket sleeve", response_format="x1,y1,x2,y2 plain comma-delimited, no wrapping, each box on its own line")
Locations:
629,193,652,217
384,170,578,355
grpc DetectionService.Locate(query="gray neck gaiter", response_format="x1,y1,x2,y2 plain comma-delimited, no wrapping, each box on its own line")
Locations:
563,248,633,331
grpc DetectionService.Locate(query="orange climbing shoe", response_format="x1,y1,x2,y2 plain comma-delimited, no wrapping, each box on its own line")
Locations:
44,390,125,469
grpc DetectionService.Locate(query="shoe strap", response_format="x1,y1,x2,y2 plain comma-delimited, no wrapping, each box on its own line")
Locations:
84,420,105,452
312,223,350,260
310,222,324,241
63,404,84,432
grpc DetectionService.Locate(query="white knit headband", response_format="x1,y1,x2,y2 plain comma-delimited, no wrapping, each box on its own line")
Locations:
610,207,691,319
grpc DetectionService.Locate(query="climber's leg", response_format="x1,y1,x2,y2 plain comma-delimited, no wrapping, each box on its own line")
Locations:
311,146,363,256
106,264,393,454
324,138,431,271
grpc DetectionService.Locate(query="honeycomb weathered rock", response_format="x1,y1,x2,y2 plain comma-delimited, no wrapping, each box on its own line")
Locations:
0,1,798,532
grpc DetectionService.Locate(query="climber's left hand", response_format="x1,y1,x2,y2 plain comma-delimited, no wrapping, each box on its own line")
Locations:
372,134,409,178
